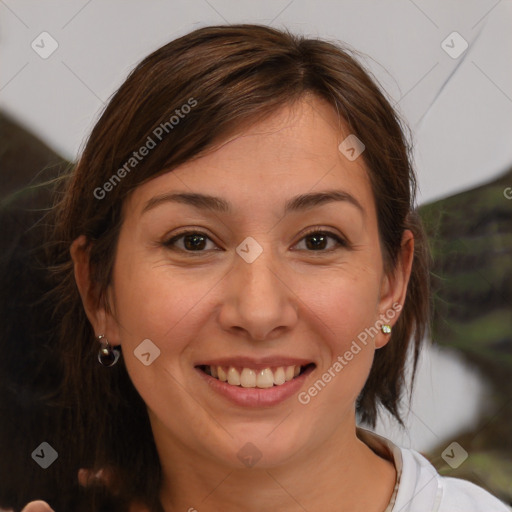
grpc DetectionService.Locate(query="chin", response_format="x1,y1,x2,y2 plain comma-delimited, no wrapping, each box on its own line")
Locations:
217,422,311,469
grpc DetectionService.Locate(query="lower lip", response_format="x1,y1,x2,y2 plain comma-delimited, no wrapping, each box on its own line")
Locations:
196,366,315,408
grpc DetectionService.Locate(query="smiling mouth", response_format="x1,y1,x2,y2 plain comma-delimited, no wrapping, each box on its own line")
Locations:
197,364,315,389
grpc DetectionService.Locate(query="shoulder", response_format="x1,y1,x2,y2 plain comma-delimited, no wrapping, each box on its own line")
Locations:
355,428,511,512
438,475,511,512
399,446,511,512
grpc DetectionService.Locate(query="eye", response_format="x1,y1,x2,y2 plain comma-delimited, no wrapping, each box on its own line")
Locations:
293,229,348,252
162,228,349,254
162,231,218,252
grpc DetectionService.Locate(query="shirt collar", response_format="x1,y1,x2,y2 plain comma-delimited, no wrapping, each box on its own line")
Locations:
356,427,403,512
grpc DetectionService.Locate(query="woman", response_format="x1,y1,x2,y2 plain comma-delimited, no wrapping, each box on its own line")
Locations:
15,24,511,512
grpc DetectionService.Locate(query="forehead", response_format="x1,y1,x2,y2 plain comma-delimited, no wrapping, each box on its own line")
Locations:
126,96,374,217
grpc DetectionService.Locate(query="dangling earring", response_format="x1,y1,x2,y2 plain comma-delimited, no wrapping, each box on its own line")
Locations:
381,324,392,334
97,334,120,367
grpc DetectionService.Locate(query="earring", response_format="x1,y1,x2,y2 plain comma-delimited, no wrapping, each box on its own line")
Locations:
381,324,392,335
97,335,120,367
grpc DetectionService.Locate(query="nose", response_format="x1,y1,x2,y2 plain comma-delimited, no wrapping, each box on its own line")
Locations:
217,239,299,342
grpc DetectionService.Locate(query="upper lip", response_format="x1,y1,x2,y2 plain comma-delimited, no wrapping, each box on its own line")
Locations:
195,357,315,370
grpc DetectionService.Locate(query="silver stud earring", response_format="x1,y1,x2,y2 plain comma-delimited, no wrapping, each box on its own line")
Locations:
381,324,392,335
97,335,120,367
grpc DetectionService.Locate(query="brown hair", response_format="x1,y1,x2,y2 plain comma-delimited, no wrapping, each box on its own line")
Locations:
44,23,430,509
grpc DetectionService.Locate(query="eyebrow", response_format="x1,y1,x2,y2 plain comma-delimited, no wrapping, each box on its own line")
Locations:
141,189,364,216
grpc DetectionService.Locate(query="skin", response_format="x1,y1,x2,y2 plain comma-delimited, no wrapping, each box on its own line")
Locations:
70,95,414,511
20,502,54,512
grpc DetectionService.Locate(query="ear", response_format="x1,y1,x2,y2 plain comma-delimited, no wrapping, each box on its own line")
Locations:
375,229,414,349
70,235,121,345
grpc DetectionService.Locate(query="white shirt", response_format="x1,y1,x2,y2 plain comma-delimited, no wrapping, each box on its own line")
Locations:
357,427,512,512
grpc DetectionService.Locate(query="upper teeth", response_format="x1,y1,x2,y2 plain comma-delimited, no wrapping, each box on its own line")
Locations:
207,365,301,388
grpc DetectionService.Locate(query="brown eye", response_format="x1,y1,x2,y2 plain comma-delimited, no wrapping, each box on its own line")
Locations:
162,228,348,254
163,231,217,252
294,230,348,252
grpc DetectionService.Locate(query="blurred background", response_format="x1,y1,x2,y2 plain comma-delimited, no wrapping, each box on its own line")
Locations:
1,0,511,507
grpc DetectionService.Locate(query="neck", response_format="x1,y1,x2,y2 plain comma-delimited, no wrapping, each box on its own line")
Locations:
154,415,396,512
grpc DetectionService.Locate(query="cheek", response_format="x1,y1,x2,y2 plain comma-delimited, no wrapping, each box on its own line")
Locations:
109,247,226,394
303,264,382,391
308,262,382,340
110,258,214,423
112,263,209,348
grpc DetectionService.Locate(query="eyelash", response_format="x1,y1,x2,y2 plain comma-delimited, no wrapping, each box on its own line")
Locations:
162,227,349,255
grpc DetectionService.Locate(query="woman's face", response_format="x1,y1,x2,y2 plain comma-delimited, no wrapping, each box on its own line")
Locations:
94,96,409,469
